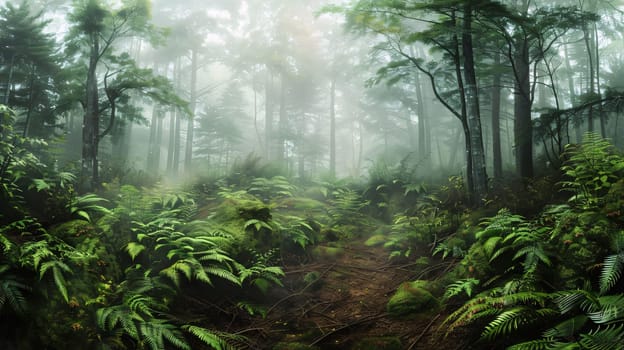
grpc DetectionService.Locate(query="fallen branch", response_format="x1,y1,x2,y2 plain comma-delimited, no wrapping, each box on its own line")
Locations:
308,312,388,346
407,313,440,350
266,263,336,315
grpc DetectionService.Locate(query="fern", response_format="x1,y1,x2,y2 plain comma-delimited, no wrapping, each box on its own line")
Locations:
0,265,30,316
600,252,624,294
183,325,246,350
444,278,480,299
579,325,624,350
481,306,558,340
68,193,111,222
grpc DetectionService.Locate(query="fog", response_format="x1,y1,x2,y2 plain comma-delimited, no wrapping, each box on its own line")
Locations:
5,1,624,349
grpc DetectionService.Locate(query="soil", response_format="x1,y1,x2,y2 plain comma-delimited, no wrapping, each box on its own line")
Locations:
222,238,473,350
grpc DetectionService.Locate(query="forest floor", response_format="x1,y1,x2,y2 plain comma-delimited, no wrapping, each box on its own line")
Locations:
229,237,471,349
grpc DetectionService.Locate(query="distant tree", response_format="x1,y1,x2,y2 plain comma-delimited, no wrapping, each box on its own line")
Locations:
0,2,60,138
65,0,179,189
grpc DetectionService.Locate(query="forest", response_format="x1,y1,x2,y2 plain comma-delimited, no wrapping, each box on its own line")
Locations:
2,0,624,349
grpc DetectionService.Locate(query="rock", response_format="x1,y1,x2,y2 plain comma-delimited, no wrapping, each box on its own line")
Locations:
386,280,440,317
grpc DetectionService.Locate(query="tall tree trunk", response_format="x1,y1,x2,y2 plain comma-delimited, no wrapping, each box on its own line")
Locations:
462,3,488,201
514,36,533,178
563,43,582,142
277,73,287,165
450,11,474,197
264,69,273,160
414,71,426,164
583,23,595,133
147,103,158,171
491,53,503,179
594,22,606,137
329,77,336,178
184,48,198,173
83,32,100,189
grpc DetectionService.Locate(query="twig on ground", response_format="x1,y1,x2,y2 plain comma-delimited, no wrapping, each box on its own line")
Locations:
308,312,388,346
407,313,440,350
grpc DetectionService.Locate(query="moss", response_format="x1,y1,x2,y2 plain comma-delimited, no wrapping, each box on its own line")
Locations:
387,280,440,317
364,234,387,247
351,336,402,350
311,245,344,260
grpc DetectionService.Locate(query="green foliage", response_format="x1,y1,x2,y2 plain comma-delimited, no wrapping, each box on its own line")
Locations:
444,278,480,299
0,264,30,316
327,188,369,226
248,176,297,201
560,133,624,209
183,325,246,350
68,193,111,222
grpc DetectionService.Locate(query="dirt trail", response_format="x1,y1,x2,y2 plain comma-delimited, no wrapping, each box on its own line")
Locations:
238,239,467,349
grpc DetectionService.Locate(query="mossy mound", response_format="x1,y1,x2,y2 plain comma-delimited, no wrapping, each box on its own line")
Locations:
351,336,402,350
311,245,344,260
364,234,387,247
387,280,440,317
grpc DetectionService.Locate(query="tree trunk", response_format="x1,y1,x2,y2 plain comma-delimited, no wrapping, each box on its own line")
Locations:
147,103,158,171
329,77,336,177
513,36,533,178
491,53,503,179
264,69,273,160
184,48,198,174
277,73,287,165
462,3,488,201
450,12,474,197
583,23,595,133
414,71,426,164
83,32,100,189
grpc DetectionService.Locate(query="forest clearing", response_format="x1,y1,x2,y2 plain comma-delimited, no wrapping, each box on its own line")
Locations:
2,0,624,349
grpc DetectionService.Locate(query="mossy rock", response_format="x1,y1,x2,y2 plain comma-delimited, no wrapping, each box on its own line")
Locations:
351,336,402,350
387,280,440,317
273,342,319,350
311,245,344,260
215,196,271,222
364,234,387,247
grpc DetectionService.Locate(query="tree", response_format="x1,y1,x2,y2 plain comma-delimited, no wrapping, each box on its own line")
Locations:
334,0,503,201
0,1,60,138
66,0,168,189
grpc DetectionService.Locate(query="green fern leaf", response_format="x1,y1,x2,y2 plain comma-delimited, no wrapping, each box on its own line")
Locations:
204,266,240,286
600,253,624,294
579,324,624,350
543,314,588,339
126,242,146,261
52,265,70,303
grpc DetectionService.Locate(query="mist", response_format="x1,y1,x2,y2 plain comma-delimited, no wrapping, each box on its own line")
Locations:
3,0,624,349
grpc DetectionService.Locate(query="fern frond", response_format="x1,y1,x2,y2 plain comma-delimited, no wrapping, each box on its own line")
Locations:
0,276,30,315
444,278,480,299
600,253,624,294
579,324,624,350
126,242,146,261
543,315,588,339
183,325,246,350
481,307,558,340
585,294,624,324
506,338,564,350
203,266,240,286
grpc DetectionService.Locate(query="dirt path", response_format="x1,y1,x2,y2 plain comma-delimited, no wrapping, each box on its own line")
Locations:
235,239,468,349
